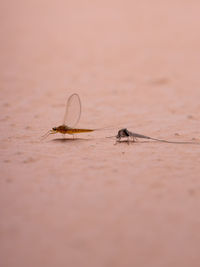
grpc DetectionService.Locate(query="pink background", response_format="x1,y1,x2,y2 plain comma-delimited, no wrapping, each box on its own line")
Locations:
1,1,200,266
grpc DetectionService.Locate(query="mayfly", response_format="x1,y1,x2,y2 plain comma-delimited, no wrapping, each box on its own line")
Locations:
43,93,96,139
115,128,199,144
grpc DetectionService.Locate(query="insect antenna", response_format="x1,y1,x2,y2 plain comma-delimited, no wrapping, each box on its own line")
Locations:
41,130,53,140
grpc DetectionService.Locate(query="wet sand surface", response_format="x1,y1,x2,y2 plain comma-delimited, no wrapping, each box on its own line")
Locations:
1,1,200,266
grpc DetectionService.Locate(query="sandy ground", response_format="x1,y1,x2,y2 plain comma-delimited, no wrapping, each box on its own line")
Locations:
1,1,200,266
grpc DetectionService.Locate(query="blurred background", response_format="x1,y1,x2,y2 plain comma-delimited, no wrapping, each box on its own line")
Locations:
1,0,200,129
1,1,200,267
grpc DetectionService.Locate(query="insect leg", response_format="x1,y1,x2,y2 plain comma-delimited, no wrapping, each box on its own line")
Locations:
41,130,56,140
114,137,120,145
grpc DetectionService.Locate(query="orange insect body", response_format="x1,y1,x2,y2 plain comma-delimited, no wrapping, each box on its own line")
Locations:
54,125,94,135
43,93,96,139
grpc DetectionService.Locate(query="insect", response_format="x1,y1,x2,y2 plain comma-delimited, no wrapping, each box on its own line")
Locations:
115,128,199,144
42,93,96,139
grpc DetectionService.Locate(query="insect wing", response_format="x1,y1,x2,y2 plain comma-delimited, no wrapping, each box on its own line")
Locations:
63,93,81,128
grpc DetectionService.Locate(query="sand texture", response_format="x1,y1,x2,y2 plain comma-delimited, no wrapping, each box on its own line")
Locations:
1,1,200,267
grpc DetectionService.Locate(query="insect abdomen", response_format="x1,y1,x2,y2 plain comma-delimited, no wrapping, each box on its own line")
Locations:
55,125,94,134
67,129,94,134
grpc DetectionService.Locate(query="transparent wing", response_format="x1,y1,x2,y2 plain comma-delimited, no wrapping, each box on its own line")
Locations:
63,93,81,128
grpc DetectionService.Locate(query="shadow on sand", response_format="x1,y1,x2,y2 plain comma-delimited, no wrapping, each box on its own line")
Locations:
50,137,92,143
51,138,159,145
